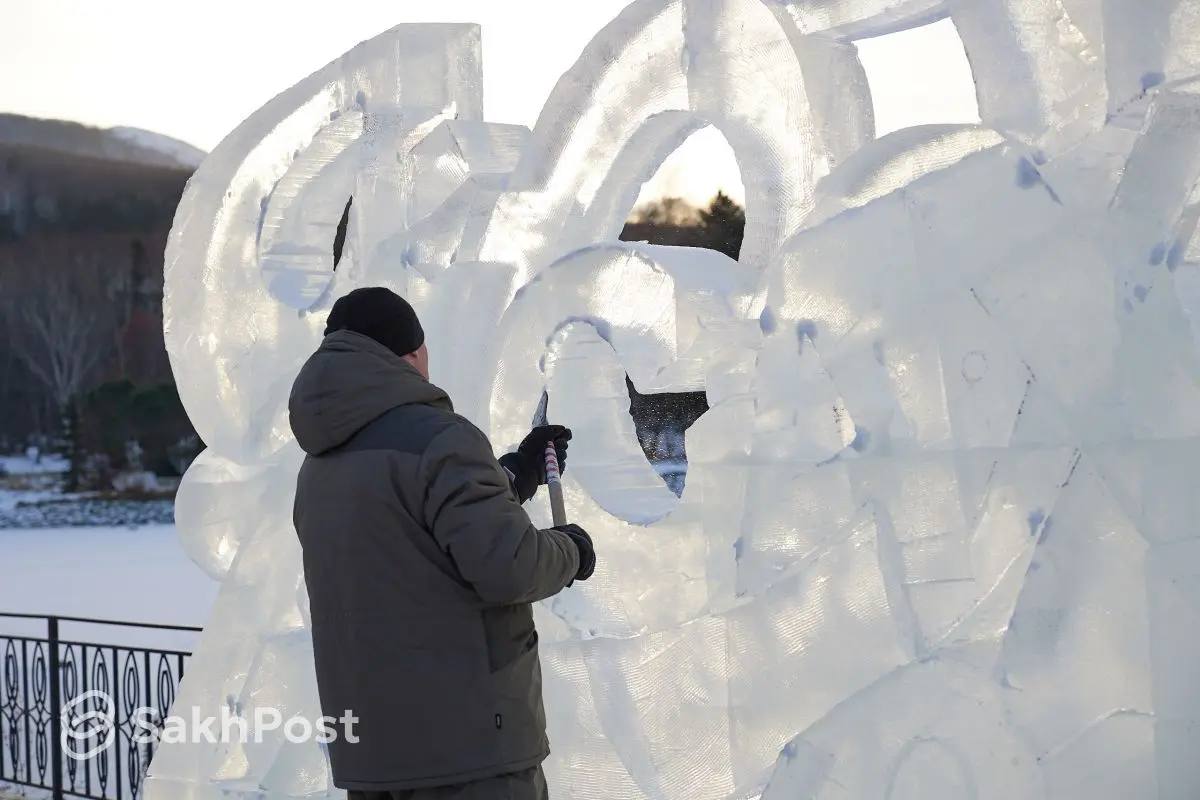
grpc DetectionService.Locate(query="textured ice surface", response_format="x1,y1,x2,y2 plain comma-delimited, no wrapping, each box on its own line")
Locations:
148,2,1200,798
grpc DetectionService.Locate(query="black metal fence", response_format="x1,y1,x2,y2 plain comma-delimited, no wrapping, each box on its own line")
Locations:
0,613,202,800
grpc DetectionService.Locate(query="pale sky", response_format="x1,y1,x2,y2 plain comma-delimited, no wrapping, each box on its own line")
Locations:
0,0,980,207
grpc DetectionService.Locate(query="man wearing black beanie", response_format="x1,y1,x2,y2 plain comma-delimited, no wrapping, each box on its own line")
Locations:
289,287,595,800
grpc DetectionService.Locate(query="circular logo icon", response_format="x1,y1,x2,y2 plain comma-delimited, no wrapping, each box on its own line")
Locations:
61,690,116,761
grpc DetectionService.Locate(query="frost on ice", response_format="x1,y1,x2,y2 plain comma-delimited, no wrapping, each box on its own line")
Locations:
148,1,1200,798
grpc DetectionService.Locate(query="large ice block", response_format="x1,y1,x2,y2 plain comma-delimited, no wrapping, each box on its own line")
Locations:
152,1,1200,798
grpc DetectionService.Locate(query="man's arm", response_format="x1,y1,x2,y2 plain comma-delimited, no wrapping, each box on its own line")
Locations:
420,420,580,606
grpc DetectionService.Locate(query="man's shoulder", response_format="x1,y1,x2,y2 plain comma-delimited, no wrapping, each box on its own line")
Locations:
447,412,490,441
427,413,500,459
341,402,460,456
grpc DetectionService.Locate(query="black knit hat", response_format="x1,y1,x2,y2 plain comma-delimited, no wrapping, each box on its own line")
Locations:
325,287,425,358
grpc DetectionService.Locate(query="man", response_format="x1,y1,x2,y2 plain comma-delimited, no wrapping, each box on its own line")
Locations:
290,287,596,800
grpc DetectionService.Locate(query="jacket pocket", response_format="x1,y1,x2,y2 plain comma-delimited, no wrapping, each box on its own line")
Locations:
482,604,537,673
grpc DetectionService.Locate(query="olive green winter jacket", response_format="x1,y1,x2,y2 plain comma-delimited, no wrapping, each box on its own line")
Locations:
290,329,579,791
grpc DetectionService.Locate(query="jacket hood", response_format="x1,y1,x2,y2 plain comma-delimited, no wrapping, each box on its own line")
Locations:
289,329,452,456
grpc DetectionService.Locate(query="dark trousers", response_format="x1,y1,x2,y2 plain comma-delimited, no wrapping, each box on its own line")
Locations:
348,766,548,800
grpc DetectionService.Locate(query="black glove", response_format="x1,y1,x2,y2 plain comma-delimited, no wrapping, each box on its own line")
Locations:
499,425,572,504
554,523,595,583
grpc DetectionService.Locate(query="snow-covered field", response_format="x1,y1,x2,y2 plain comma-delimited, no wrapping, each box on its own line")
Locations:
0,525,216,650
0,454,68,475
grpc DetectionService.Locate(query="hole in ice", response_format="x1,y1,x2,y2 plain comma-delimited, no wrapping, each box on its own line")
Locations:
855,18,980,137
625,376,708,497
629,126,745,217
623,127,745,260
332,196,353,269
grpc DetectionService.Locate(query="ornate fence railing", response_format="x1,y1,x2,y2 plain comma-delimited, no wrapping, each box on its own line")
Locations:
0,612,202,800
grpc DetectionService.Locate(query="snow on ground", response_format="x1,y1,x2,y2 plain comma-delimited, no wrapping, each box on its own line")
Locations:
0,454,68,475
0,525,217,651
0,496,174,527
0,487,59,513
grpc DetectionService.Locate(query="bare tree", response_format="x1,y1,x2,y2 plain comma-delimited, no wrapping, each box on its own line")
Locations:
5,272,109,489
8,273,106,407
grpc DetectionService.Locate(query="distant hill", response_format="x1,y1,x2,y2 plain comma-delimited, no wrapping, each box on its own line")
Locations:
0,115,201,240
0,114,205,171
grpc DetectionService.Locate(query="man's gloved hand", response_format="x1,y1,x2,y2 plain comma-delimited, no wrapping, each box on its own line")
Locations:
554,523,595,583
499,425,572,504
520,424,571,477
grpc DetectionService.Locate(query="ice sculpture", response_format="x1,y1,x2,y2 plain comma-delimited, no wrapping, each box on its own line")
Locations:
147,1,1200,798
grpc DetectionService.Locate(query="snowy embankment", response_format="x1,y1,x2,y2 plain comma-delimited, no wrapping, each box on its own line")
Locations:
0,454,176,528
0,525,217,650
0,497,175,528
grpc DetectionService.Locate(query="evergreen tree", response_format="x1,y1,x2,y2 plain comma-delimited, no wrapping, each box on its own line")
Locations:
699,191,746,260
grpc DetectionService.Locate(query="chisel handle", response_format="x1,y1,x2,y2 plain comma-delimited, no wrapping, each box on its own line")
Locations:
544,441,567,527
